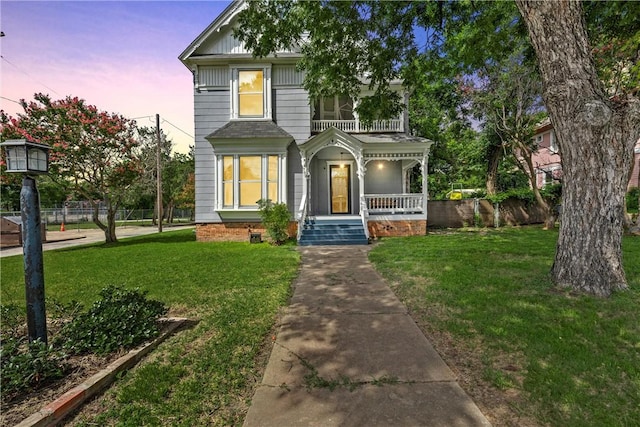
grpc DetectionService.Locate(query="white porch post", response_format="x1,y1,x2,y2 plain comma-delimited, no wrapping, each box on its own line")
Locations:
356,149,369,239
421,149,429,217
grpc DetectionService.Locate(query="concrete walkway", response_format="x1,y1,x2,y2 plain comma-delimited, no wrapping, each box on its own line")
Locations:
0,225,194,258
243,245,491,427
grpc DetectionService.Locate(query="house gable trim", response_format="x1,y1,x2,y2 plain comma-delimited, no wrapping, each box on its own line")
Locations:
179,0,246,65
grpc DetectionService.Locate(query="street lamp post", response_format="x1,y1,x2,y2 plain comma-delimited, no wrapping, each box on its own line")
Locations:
1,139,50,344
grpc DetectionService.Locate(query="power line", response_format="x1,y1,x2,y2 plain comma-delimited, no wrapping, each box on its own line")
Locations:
0,96,21,105
1,55,60,95
161,118,194,139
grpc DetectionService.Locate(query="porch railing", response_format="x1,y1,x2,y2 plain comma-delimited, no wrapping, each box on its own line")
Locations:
364,194,424,214
311,119,403,134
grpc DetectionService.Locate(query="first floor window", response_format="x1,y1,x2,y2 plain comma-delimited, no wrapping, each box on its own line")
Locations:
219,154,282,209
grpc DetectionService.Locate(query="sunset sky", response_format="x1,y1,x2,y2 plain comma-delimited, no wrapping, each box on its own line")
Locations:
1,1,231,153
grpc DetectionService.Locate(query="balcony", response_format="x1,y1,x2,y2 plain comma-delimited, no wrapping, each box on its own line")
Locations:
311,119,403,134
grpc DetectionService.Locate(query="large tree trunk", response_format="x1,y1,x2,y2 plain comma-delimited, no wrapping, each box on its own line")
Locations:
516,0,640,296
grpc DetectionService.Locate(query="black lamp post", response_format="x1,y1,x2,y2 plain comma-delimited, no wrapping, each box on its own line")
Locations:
1,139,50,344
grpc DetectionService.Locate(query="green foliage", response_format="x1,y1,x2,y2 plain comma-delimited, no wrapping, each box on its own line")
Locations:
59,286,167,356
257,199,291,245
486,187,536,205
626,187,639,213
540,183,563,206
0,337,67,401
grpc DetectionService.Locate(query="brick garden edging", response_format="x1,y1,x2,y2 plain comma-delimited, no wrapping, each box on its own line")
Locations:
15,317,190,427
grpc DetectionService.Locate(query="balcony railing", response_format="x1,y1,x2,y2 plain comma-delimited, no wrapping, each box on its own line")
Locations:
364,194,424,214
311,119,403,134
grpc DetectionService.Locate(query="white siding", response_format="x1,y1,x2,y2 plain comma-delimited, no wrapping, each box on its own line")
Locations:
194,90,230,223
275,87,311,144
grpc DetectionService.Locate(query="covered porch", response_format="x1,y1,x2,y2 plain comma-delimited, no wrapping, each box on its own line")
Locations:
297,128,432,241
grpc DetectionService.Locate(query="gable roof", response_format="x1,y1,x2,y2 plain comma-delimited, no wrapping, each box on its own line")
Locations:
179,0,244,63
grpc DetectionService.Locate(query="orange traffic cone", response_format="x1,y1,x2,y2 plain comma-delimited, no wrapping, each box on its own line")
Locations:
60,222,65,232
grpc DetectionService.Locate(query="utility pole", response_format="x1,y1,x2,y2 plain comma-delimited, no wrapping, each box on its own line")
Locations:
156,114,163,233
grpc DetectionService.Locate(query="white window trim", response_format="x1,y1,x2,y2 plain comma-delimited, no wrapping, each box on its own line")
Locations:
230,64,272,120
549,131,558,153
216,153,286,210
325,160,354,214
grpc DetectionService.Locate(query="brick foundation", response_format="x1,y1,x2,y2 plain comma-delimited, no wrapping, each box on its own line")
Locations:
367,219,427,239
196,222,298,242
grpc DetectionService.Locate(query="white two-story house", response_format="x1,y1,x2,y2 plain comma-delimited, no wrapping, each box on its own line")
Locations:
179,1,432,245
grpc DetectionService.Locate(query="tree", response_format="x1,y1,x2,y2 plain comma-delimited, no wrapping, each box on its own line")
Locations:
514,1,639,296
236,0,640,296
468,55,560,227
1,93,141,243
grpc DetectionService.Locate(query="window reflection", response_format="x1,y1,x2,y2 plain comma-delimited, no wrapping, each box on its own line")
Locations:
239,70,264,117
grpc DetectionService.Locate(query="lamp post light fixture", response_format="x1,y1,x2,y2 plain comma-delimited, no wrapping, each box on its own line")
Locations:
1,139,50,344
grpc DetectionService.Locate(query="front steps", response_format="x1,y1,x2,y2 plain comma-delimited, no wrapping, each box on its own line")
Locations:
298,217,369,246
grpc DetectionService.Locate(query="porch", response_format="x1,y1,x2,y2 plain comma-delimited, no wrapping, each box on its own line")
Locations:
296,127,432,244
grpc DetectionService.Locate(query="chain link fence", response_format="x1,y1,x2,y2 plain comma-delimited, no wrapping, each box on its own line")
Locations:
1,203,193,230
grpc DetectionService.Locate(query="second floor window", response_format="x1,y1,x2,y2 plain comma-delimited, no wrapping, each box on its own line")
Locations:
238,70,264,117
231,66,271,120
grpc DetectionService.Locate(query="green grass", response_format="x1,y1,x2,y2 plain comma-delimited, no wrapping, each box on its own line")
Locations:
0,230,300,425
369,226,640,427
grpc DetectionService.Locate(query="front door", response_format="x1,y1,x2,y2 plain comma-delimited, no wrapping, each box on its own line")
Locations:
330,164,350,214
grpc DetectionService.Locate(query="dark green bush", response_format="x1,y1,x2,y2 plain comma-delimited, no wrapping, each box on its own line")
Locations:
627,187,639,213
0,337,67,401
59,285,167,356
257,199,291,245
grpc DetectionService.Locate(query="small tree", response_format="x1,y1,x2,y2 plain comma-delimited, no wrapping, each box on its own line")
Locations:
256,199,290,245
1,93,141,243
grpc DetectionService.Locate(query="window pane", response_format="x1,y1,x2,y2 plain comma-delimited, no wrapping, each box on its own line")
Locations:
240,156,261,180
268,182,278,202
240,182,262,206
223,156,233,180
223,183,233,207
239,70,263,117
268,156,278,181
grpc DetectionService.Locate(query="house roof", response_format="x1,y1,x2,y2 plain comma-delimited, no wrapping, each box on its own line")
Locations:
206,121,294,140
179,0,245,64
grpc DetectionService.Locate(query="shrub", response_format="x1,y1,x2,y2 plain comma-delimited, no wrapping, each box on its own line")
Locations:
59,285,167,356
0,337,67,401
627,187,639,213
257,199,291,245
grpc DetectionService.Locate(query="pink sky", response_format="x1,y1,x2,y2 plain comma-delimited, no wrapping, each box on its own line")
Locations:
1,1,231,154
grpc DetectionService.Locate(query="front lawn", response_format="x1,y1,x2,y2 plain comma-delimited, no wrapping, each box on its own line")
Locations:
0,230,300,425
370,227,640,427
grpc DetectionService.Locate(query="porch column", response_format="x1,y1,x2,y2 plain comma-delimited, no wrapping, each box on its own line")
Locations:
356,149,366,213
299,151,310,219
421,150,429,216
